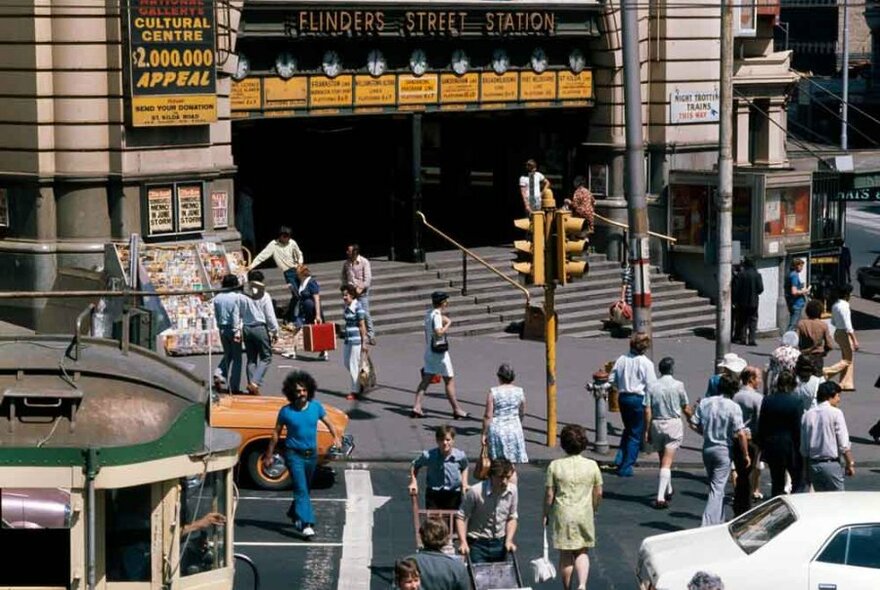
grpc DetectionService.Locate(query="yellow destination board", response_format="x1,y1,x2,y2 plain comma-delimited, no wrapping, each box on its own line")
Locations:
440,73,479,103
231,78,262,111
558,70,593,100
520,71,557,101
264,77,307,108
354,75,396,106
398,74,439,104
132,94,217,127
480,72,518,102
310,76,354,107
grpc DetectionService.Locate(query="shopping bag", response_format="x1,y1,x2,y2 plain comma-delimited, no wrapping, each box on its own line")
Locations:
609,299,633,325
530,527,557,584
473,442,491,481
357,350,377,394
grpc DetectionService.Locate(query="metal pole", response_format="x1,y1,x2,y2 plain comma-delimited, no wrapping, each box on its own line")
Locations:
717,0,734,364
621,0,652,337
545,283,557,447
841,1,850,150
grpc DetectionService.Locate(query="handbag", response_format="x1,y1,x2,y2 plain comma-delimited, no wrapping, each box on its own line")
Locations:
430,333,449,353
473,442,491,481
530,527,557,584
357,350,377,394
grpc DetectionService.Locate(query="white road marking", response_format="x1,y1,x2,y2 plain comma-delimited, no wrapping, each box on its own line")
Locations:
337,469,374,590
236,496,346,502
234,541,343,547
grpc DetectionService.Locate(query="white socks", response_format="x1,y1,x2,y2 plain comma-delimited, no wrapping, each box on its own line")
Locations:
658,468,672,502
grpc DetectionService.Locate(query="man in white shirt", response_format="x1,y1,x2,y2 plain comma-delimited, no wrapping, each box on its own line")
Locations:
824,284,859,391
341,243,375,343
801,381,855,491
518,159,545,214
609,333,657,477
249,225,304,287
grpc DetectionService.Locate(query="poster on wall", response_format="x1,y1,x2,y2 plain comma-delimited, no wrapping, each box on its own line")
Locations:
147,186,174,235
125,0,217,127
176,184,204,232
670,88,720,124
211,191,228,229
0,188,8,228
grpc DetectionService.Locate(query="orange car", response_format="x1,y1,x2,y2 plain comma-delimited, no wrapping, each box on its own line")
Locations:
210,393,354,490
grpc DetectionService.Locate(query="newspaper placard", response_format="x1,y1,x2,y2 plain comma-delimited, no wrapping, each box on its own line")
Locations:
176,184,204,231
147,186,174,235
211,191,228,229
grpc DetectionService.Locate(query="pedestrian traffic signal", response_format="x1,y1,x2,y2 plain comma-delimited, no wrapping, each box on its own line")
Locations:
513,212,545,286
553,211,588,285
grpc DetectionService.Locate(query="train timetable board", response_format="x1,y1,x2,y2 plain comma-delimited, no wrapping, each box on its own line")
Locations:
480,71,518,102
310,75,354,106
264,77,308,109
558,70,593,100
398,74,439,104
520,71,557,101
354,75,396,106
440,73,479,103
125,0,217,127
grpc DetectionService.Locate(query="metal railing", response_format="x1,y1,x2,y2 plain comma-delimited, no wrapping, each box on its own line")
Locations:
594,212,677,263
416,211,531,305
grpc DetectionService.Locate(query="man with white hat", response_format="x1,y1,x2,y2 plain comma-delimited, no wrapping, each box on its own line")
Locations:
704,353,748,398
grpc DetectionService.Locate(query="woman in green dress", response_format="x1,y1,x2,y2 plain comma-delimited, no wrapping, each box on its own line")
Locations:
543,424,603,590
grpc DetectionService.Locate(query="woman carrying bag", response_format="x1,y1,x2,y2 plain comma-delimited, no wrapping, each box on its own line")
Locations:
543,424,603,590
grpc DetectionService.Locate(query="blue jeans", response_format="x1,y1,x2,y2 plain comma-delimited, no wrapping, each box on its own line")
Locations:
217,327,242,392
284,449,317,526
468,537,507,563
616,393,646,477
786,305,804,333
359,291,375,339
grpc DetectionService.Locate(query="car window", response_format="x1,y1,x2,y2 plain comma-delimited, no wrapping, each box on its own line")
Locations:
817,528,849,565
728,497,797,555
847,526,880,569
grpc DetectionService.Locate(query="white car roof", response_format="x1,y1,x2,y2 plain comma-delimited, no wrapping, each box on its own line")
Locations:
785,492,880,527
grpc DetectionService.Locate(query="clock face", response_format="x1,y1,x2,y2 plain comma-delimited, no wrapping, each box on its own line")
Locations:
491,49,509,75
409,49,428,76
367,49,386,77
275,52,296,79
451,49,469,76
569,49,586,74
531,47,548,74
232,54,249,81
322,50,342,78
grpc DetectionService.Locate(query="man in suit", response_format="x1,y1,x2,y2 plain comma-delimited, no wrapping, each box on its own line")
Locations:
757,369,805,497
732,257,763,346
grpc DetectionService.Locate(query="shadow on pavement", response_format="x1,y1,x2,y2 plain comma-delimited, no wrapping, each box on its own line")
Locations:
853,309,880,331
680,490,708,502
370,564,395,587
668,511,700,521
602,490,653,507
640,520,685,533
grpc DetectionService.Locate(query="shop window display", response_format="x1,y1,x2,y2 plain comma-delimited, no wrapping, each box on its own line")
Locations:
764,185,809,239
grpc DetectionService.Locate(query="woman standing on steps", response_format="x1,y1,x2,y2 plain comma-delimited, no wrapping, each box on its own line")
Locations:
411,291,469,420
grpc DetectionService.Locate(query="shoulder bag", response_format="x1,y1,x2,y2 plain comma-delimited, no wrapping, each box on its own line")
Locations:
430,333,449,353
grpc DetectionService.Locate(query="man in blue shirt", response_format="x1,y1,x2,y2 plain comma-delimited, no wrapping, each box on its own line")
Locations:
213,274,242,393
786,258,811,332
409,425,469,509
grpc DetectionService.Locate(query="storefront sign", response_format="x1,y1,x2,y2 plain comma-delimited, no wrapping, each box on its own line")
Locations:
670,88,719,124
126,0,217,127
211,191,228,229
231,78,262,111
0,188,9,228
354,75,396,106
520,71,557,101
309,75,353,106
398,74,439,104
558,71,593,100
263,77,307,108
440,73,479,103
480,72,518,102
833,186,880,201
147,186,174,235
176,184,204,232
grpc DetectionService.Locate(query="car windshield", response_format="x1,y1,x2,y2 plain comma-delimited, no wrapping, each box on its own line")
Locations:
728,498,797,555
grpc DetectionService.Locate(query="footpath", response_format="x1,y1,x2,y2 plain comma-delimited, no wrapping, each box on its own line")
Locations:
175,295,880,469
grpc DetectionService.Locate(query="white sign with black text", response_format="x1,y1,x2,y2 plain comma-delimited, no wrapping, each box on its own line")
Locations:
670,88,719,124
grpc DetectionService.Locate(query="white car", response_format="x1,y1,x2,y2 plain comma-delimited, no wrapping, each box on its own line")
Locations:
637,492,880,589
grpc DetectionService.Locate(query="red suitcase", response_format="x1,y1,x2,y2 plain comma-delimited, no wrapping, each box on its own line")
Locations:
303,323,337,352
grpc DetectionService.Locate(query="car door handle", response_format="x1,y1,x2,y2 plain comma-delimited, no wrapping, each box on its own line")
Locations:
818,584,836,590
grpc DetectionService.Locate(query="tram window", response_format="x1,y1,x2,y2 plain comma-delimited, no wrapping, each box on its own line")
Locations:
0,488,71,586
106,485,152,582
180,471,228,576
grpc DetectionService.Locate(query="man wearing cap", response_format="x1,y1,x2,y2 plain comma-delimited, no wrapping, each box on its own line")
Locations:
411,291,468,419
704,353,747,397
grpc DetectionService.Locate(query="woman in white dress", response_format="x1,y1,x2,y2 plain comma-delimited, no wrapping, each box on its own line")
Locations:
481,363,528,466
411,291,468,419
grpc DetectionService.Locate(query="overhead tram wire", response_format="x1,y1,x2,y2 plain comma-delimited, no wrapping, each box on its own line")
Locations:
793,70,880,134
801,87,880,148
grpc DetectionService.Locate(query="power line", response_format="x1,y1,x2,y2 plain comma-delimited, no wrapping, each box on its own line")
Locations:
793,70,880,133
800,82,880,147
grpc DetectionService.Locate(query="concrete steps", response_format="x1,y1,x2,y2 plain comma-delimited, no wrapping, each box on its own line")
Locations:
257,247,717,340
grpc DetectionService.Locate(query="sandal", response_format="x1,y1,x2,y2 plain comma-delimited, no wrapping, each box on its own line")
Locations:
410,409,425,419
651,500,669,510
453,412,471,420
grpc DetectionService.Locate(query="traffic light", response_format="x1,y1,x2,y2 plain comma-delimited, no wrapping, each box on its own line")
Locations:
553,211,588,285
513,212,545,286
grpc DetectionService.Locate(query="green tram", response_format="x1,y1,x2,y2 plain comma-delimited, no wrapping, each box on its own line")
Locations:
0,332,253,589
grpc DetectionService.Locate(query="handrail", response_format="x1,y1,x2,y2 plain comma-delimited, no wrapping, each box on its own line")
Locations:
594,212,678,243
74,303,97,361
416,211,531,305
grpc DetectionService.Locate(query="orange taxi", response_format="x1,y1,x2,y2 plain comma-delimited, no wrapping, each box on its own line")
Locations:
210,392,353,490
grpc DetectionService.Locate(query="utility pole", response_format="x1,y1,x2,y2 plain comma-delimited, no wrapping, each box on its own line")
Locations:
716,0,734,364
621,0,652,337
841,0,849,150
542,190,558,447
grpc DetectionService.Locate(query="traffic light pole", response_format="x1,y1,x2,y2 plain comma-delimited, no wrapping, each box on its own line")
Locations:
544,282,557,447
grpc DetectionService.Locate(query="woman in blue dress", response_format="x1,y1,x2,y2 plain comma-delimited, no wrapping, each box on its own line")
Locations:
264,370,341,539
481,363,528,473
282,265,327,360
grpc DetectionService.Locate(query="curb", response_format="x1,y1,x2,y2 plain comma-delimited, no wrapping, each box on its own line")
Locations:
334,457,880,469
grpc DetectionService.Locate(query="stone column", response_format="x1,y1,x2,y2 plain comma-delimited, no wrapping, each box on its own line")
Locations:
767,99,789,167
734,100,751,165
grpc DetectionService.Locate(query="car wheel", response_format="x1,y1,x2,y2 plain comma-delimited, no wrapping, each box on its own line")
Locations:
860,283,875,299
246,448,291,490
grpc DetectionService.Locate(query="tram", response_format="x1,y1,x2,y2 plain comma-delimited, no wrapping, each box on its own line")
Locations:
0,328,252,589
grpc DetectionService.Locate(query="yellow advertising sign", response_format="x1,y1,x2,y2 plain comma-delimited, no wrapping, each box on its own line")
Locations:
398,74,439,104
558,70,593,100
132,94,217,127
440,73,479,103
354,75,396,106
480,72,518,102
520,71,557,101
309,76,354,107
264,77,307,108
231,78,261,111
